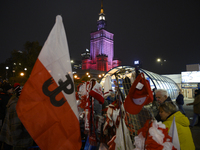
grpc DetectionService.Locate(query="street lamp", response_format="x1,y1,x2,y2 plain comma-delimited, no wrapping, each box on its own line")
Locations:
6,66,9,80
20,72,24,76
74,75,78,79
157,58,166,66
157,58,161,62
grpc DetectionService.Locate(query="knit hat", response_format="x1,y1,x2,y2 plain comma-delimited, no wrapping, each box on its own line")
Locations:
124,73,153,114
14,83,20,89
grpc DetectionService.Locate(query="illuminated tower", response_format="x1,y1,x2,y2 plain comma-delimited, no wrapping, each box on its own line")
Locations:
90,0,114,71
82,1,121,71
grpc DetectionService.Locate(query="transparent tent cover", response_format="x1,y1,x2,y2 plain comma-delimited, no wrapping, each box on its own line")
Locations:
100,66,180,100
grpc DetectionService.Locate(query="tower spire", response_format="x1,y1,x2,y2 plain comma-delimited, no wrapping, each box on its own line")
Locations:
100,0,104,14
97,0,106,30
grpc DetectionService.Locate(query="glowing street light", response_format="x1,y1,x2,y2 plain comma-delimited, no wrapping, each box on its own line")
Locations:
157,58,161,62
74,75,78,79
157,58,167,67
20,72,24,76
6,66,9,80
134,60,140,65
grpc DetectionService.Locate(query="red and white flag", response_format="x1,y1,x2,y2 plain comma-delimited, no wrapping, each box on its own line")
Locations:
169,116,180,150
16,15,82,150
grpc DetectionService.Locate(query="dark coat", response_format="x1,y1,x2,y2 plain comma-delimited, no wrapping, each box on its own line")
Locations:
176,94,184,105
0,92,12,123
0,95,33,148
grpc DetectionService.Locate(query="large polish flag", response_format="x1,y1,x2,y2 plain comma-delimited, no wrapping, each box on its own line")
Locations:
16,15,82,150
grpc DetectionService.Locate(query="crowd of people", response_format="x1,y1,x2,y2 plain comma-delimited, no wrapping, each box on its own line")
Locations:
152,89,196,150
0,78,199,150
0,81,34,150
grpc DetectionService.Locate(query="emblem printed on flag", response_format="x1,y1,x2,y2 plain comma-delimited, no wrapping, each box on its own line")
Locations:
42,73,74,107
16,15,82,150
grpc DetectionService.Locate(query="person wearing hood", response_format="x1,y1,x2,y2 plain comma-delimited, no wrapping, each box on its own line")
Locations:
0,83,33,150
186,89,200,127
159,101,195,150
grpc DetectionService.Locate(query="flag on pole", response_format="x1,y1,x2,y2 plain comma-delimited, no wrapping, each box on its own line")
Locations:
16,15,82,150
169,116,180,150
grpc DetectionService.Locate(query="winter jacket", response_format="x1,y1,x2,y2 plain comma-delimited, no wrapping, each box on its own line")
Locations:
0,92,12,124
0,95,33,148
190,94,200,114
176,94,184,105
163,111,195,150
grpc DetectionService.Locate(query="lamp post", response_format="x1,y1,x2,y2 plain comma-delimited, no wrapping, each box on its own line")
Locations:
156,58,167,74
157,58,166,66
5,66,9,80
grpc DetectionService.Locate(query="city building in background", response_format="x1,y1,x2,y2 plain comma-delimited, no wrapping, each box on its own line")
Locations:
82,1,121,72
99,64,200,100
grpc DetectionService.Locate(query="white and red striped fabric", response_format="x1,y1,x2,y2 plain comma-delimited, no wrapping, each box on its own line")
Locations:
16,15,82,150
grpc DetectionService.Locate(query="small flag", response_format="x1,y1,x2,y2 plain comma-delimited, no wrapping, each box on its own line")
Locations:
169,116,180,150
16,15,82,150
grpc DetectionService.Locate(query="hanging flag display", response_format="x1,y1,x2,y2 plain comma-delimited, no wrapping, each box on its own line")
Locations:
124,72,153,115
16,15,82,150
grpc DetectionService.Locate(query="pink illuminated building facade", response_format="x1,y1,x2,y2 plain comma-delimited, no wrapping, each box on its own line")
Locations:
82,1,121,72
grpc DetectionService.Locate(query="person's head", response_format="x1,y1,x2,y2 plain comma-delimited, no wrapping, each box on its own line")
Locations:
194,89,200,97
155,89,168,104
159,101,177,121
3,83,13,94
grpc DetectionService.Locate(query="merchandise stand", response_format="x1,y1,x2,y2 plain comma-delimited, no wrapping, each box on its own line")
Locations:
78,69,161,150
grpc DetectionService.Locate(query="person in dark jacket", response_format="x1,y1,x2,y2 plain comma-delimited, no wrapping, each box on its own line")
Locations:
0,83,33,150
176,91,186,115
0,83,13,126
187,89,200,127
0,83,13,149
154,89,173,122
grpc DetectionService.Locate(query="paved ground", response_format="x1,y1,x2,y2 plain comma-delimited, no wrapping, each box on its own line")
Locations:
183,98,200,150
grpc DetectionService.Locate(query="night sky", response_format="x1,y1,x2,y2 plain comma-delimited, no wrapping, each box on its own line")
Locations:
1,0,200,74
